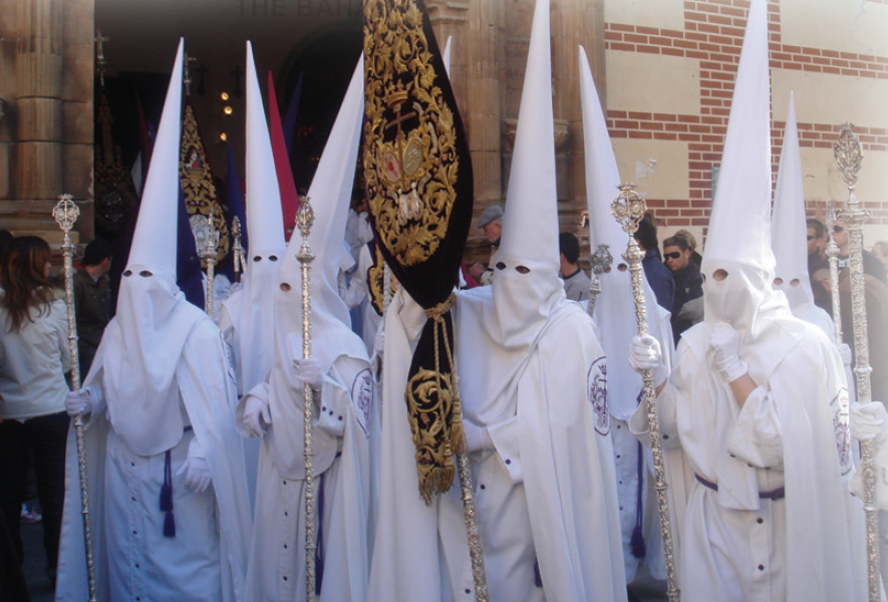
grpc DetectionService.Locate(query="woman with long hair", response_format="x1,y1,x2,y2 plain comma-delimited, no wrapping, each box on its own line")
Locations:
0,236,71,586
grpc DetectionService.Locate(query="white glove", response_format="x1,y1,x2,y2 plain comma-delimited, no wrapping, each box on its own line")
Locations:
628,335,668,388
241,396,271,438
293,357,325,390
850,402,888,444
177,456,212,493
65,388,92,417
463,421,494,453
838,343,853,368
374,326,386,356
708,322,748,383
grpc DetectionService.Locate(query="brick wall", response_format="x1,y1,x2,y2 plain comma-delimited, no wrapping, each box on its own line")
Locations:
604,0,888,238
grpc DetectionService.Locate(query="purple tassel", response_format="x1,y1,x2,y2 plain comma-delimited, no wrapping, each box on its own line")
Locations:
163,511,176,537
160,449,176,537
630,524,646,558
159,482,172,512
631,439,646,558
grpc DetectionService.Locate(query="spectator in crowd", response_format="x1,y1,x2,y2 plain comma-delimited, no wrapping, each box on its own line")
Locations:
663,234,703,345
674,228,702,266
832,219,887,284
74,239,113,379
558,231,591,301
634,216,673,311
467,204,503,286
872,241,888,273
0,236,71,586
807,218,829,281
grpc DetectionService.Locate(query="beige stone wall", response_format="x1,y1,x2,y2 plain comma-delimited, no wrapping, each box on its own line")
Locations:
0,0,95,244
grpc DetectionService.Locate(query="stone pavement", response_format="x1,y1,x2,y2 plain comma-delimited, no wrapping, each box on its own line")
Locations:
22,520,53,602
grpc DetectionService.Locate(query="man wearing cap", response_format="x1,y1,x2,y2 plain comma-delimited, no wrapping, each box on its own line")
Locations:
467,204,503,286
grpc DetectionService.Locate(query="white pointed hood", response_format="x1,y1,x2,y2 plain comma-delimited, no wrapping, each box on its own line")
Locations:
771,92,815,310
699,0,789,341
93,39,207,456
245,41,287,266
771,91,837,337
579,46,668,420
265,55,368,479
485,0,564,350
221,41,287,394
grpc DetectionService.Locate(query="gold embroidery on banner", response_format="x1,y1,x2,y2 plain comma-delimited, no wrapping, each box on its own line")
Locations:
406,368,456,504
179,103,230,267
363,0,460,267
368,244,399,316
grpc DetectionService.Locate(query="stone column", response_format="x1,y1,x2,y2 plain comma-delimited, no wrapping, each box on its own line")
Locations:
0,0,94,243
425,0,469,116
15,0,64,202
552,0,606,229
466,0,502,210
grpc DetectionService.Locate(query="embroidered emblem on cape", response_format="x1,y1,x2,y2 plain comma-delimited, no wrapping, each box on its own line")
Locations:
352,369,374,437
588,356,609,435
831,388,852,476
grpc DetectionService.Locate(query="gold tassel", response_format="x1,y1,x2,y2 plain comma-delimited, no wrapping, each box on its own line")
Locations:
450,391,466,455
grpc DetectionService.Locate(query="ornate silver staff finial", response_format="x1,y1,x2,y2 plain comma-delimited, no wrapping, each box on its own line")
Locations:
610,183,681,602
834,123,880,602
586,243,613,318
610,183,647,237
95,30,109,88
52,194,99,602
190,207,221,316
295,195,318,602
231,216,245,279
183,52,197,96
835,123,863,191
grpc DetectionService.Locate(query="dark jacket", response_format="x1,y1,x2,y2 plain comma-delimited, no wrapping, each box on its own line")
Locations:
642,248,674,312
73,269,111,378
670,260,704,345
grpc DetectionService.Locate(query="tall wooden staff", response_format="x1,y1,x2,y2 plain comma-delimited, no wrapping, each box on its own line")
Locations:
611,184,680,602
834,123,880,601
295,196,318,602
52,194,98,602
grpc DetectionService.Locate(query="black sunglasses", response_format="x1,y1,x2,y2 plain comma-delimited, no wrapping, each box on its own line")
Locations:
663,251,681,260
834,225,845,234
806,235,815,241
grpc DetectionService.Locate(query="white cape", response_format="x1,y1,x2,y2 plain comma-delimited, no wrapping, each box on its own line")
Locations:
55,316,252,602
368,288,626,602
